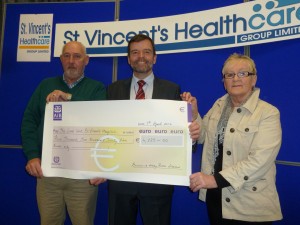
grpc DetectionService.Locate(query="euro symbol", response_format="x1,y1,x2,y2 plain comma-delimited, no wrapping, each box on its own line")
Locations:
91,135,120,172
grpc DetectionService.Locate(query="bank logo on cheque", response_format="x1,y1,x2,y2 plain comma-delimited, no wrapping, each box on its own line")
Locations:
53,156,60,164
53,104,62,121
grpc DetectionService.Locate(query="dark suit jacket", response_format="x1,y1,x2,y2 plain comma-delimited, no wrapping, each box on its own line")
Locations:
107,76,181,101
107,76,181,196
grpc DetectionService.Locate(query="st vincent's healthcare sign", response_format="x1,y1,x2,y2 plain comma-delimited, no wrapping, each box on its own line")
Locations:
51,0,300,56
17,14,53,62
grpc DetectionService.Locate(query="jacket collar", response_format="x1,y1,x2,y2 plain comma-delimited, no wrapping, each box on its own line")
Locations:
217,88,260,114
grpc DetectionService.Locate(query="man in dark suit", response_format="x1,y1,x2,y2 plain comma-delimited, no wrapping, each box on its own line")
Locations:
106,34,200,225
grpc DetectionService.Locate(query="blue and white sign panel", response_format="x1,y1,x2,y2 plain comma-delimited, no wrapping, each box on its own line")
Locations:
54,0,300,57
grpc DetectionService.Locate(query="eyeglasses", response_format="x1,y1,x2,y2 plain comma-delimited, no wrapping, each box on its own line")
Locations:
223,71,255,79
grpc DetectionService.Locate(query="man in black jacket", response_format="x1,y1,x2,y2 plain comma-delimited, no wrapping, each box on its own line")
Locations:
107,34,200,225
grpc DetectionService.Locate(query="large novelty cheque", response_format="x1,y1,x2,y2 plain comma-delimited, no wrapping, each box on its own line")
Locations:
42,100,192,186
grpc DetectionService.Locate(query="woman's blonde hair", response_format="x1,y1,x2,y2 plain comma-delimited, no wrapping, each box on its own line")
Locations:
222,53,257,75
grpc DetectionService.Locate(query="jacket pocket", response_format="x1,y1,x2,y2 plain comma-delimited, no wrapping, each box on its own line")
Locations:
236,124,258,135
243,179,267,193
235,125,258,150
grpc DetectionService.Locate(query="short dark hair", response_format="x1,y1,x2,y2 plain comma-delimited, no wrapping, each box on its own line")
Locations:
127,34,156,56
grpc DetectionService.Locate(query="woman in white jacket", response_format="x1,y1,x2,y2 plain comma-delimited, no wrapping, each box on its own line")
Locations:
190,53,282,225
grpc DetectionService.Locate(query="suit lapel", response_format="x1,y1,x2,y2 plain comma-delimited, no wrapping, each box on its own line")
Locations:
152,76,161,99
123,77,132,99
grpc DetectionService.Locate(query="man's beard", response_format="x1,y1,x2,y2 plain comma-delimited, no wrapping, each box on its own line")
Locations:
64,68,81,80
131,60,153,74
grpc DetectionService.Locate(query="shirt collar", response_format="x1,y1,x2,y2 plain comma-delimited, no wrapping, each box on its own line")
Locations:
63,74,85,89
132,73,154,85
